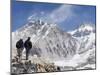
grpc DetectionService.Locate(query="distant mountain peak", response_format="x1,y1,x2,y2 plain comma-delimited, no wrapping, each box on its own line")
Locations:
78,24,94,32
68,24,95,37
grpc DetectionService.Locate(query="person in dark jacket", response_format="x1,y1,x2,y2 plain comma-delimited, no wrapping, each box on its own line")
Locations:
57,66,61,71
24,37,32,60
16,39,24,60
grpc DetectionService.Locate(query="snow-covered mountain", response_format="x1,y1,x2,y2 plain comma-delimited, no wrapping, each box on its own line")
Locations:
12,19,79,60
12,19,96,70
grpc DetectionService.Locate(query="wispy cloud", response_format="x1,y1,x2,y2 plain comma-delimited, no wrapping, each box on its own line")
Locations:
49,5,74,23
27,11,46,21
28,13,37,20
27,4,75,24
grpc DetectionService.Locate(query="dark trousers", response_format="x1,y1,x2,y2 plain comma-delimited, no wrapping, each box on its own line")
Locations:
26,49,30,60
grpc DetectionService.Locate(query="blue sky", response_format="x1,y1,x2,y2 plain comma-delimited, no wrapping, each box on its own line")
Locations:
12,0,96,31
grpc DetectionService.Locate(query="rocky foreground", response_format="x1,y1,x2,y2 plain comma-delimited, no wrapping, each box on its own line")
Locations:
11,55,61,74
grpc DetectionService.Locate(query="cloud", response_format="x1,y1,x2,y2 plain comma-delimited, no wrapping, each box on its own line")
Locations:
49,5,75,23
27,13,37,21
28,11,45,21
40,11,45,15
27,4,75,24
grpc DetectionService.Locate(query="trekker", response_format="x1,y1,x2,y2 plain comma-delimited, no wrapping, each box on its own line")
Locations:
16,39,24,61
24,37,32,60
57,66,61,71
